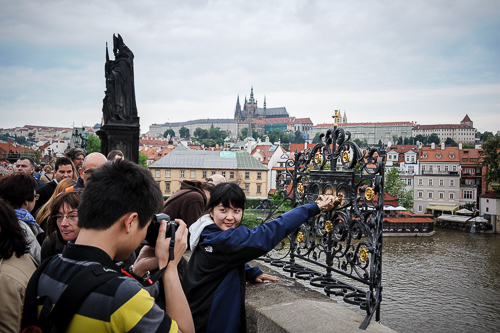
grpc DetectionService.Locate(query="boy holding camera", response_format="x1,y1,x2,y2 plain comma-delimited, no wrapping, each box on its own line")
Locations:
23,160,194,333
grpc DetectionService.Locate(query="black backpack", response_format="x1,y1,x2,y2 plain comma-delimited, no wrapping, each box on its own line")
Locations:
21,257,120,333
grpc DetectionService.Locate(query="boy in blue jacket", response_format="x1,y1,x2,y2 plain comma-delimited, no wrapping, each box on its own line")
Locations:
182,182,333,333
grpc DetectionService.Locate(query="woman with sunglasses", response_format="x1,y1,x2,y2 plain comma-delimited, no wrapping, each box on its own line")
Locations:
41,190,82,261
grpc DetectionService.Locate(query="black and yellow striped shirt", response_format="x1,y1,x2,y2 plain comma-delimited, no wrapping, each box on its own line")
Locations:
37,242,177,332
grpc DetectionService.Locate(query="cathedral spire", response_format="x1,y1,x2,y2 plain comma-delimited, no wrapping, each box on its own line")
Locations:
249,86,255,103
234,94,242,120
264,95,266,111
343,110,347,124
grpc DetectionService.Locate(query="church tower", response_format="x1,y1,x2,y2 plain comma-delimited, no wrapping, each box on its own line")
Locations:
343,111,347,124
234,95,242,121
245,87,258,139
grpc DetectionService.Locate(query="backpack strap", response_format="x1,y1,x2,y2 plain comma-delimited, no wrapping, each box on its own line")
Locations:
51,265,120,332
22,258,120,333
163,190,195,209
22,256,54,330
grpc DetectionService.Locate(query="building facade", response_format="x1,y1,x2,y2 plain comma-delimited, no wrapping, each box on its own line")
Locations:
412,115,476,144
149,148,268,199
311,122,414,145
413,144,461,215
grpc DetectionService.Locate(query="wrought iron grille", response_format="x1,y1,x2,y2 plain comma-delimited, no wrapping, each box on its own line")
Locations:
257,126,386,329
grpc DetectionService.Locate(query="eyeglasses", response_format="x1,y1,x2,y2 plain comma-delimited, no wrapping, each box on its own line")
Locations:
53,214,78,222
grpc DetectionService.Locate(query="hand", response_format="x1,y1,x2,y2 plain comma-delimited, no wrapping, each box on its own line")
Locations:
254,273,279,283
315,195,334,211
133,245,158,277
156,218,188,269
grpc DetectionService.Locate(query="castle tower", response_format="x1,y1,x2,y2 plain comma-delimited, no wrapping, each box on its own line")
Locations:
460,114,473,128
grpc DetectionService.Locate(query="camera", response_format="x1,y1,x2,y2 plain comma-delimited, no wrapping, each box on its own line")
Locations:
145,213,179,246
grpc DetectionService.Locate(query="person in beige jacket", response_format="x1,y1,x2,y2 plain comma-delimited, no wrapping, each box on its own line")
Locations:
0,201,37,333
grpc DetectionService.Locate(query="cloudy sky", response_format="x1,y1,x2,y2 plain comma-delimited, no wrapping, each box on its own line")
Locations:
1,0,499,134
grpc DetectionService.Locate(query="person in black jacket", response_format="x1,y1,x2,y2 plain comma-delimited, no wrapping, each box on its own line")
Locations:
182,182,333,333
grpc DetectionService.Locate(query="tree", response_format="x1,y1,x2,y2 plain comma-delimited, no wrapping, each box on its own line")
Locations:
445,137,458,147
313,132,322,144
479,134,500,196
414,134,427,145
138,151,148,168
163,129,175,138
294,130,305,143
480,131,494,142
179,126,189,139
427,133,440,145
385,167,414,211
86,135,101,153
239,127,258,140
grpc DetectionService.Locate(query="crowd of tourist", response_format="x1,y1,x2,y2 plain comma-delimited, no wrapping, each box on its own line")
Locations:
0,148,333,333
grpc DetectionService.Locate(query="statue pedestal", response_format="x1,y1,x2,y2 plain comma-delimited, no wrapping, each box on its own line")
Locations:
97,118,140,164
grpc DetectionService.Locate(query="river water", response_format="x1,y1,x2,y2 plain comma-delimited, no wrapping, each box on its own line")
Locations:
379,227,500,333
260,227,500,332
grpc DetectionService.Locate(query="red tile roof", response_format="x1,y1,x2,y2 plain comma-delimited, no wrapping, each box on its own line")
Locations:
419,146,459,162
461,114,472,123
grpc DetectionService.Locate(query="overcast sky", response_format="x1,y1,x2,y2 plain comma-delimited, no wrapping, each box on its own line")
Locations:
1,0,499,134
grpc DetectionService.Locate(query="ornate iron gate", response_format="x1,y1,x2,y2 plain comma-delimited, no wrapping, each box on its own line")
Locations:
257,123,386,329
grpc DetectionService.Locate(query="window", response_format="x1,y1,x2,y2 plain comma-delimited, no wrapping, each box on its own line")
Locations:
437,166,441,172
165,182,170,192
453,166,457,171
202,171,207,178
418,205,423,212
436,154,441,159
450,179,455,187
428,192,433,198
429,165,433,172
408,178,412,186
190,171,196,178
422,165,426,172
155,170,160,178
418,191,423,198
463,190,473,199
257,185,261,193
165,170,171,178
428,179,433,186
465,179,475,185
257,172,262,180
486,207,489,212
445,166,449,171
245,172,250,180
221,171,226,178
230,171,234,179
449,193,454,199
211,171,216,176
439,179,444,186
245,184,249,193
439,192,444,199
418,179,423,186
180,170,185,178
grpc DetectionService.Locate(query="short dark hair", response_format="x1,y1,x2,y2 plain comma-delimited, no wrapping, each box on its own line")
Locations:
48,190,82,240
54,157,73,172
206,182,246,212
65,148,85,161
0,201,29,259
78,159,162,230
0,173,37,208
18,157,35,167
107,150,124,161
